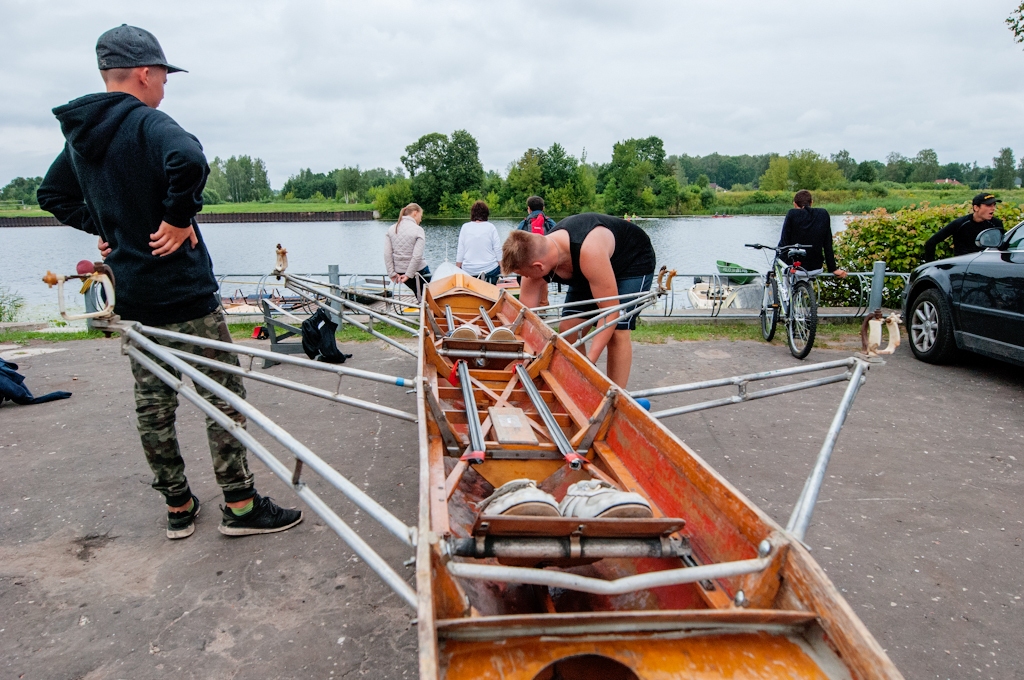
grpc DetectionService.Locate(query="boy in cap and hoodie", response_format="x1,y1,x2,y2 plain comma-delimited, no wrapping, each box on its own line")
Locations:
38,25,302,540
923,193,1005,262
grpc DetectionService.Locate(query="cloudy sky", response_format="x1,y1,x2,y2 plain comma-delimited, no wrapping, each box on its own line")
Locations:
2,0,1022,188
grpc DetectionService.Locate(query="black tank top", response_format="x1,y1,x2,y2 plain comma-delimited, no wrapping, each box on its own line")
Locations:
546,213,656,288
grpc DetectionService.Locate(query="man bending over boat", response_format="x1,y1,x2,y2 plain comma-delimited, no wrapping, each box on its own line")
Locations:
501,213,656,387
37,25,302,540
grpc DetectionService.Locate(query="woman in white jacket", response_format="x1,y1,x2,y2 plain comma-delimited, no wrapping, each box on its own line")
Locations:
383,203,430,299
456,201,502,284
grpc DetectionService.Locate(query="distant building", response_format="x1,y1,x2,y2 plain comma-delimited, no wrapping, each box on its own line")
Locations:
709,183,725,192
934,179,962,185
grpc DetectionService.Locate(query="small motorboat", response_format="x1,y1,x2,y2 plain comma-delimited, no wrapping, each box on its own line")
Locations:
716,260,759,285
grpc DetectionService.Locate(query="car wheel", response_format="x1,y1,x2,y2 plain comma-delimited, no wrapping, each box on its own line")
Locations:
907,289,957,364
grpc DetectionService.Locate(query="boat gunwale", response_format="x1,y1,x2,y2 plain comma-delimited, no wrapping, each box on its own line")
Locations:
435,608,818,641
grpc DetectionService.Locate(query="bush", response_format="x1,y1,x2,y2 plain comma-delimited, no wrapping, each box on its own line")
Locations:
0,286,24,323
829,201,1024,308
699,187,716,209
202,187,223,205
372,179,414,219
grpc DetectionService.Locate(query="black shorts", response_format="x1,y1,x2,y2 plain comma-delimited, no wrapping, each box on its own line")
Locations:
562,273,654,331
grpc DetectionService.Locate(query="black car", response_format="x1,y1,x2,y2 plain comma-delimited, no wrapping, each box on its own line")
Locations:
903,222,1024,366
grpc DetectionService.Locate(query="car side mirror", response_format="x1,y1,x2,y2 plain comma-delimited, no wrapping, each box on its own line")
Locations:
976,228,1003,249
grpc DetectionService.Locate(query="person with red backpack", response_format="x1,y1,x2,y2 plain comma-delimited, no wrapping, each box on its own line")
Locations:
515,196,557,305
517,195,557,235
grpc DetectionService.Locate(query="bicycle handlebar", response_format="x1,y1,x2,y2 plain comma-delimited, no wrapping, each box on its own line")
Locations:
745,243,813,252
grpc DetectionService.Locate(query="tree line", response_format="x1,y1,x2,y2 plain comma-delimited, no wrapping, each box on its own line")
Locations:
4,140,1022,214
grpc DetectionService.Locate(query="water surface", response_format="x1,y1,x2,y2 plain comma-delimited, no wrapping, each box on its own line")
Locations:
2,215,849,320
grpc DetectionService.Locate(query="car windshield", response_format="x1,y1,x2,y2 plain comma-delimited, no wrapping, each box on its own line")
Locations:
1008,224,1024,250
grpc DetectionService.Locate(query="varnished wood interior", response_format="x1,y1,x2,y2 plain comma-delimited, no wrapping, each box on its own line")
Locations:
417,273,903,680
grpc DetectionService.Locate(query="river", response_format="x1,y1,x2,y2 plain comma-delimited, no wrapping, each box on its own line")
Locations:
1,215,850,321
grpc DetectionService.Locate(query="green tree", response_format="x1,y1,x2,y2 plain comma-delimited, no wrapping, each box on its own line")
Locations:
401,132,447,213
938,162,966,183
334,167,364,203
1007,3,1024,45
445,130,484,196
653,175,681,211
252,158,271,200
0,176,43,205
217,155,272,202
507,149,544,198
884,152,913,183
372,178,414,218
225,156,254,202
281,168,336,200
603,137,667,215
400,130,483,214
202,187,223,204
830,150,857,180
787,149,844,190
539,143,575,189
694,174,710,188
991,147,1016,189
909,149,939,183
206,158,230,199
851,160,877,183
757,157,790,191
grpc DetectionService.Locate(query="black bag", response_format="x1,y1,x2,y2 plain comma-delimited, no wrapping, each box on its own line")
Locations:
300,308,352,364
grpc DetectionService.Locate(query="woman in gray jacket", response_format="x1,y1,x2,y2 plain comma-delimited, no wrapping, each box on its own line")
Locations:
384,202,431,299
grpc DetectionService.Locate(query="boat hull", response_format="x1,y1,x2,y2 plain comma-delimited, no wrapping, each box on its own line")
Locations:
416,273,902,680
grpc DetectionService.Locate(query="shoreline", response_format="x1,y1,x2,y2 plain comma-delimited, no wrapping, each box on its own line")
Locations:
0,210,377,227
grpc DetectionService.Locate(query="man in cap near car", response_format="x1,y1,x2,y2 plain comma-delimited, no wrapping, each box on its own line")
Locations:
38,25,303,540
923,193,1006,261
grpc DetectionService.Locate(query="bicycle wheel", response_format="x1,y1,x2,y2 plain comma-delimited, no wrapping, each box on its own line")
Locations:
787,280,818,359
760,276,779,342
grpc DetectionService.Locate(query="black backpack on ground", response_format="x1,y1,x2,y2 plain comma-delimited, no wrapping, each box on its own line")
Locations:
300,308,352,364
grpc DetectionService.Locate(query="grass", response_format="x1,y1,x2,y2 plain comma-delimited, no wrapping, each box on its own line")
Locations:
202,201,374,214
1,319,868,346
0,328,110,343
632,319,865,346
225,321,414,342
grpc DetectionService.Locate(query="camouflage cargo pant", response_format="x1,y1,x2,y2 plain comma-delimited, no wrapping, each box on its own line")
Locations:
129,310,255,506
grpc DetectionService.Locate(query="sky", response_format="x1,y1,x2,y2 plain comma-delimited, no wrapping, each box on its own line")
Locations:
2,0,1023,189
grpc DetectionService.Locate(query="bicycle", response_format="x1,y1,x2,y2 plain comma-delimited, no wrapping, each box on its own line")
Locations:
744,243,819,359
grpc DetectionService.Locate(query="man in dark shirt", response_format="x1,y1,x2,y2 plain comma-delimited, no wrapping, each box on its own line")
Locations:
778,190,847,278
923,193,1005,261
502,213,656,387
38,25,301,540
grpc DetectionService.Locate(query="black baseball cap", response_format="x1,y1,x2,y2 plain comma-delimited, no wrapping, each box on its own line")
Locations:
972,193,1001,206
96,24,186,73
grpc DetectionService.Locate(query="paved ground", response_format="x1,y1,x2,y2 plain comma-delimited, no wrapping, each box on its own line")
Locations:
1,334,1021,680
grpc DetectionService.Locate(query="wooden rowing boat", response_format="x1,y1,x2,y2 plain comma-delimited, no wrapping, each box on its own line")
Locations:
414,272,902,680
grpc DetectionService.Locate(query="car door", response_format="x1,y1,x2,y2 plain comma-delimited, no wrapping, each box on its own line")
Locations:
957,223,1024,362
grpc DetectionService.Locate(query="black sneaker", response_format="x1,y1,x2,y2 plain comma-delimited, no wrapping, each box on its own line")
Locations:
167,494,201,540
218,494,303,537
